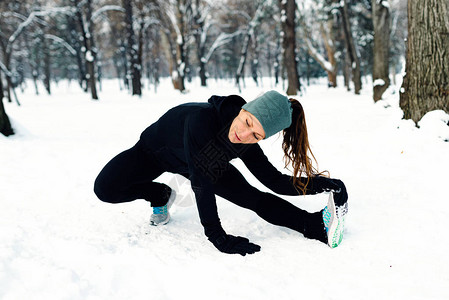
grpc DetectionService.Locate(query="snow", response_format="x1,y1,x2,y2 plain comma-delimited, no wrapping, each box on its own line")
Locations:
381,0,390,9
85,51,94,62
1,77,449,300
373,78,386,86
417,110,449,141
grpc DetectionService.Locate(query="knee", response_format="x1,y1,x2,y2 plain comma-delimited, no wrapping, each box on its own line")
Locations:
94,175,118,203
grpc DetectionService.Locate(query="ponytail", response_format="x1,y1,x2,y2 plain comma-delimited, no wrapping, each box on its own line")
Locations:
282,99,325,194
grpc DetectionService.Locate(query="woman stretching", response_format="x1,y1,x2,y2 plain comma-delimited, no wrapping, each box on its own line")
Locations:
94,90,348,255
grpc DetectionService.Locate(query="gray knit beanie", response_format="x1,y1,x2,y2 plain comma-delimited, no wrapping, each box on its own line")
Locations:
242,90,293,139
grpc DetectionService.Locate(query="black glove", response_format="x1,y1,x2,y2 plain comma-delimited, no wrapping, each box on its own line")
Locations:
209,234,261,256
311,176,342,193
312,176,348,207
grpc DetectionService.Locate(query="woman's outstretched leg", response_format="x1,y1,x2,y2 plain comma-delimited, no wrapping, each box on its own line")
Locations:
94,141,170,207
213,165,327,243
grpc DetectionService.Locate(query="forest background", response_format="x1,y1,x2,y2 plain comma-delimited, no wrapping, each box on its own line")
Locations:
1,0,417,137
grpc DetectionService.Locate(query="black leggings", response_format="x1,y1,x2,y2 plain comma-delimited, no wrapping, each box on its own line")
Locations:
94,141,327,242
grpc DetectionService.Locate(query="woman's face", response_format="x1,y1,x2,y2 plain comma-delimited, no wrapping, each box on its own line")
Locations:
228,109,265,144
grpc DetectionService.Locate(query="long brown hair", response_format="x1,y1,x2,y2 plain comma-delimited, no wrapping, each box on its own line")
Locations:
282,98,325,194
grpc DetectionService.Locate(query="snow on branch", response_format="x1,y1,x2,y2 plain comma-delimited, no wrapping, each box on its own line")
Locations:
44,34,77,56
204,30,243,63
7,7,75,53
305,39,334,72
91,5,125,21
164,4,183,46
143,19,161,32
1,11,49,27
0,61,12,78
0,12,27,21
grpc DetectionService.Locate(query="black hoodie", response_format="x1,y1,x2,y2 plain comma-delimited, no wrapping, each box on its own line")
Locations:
139,95,310,239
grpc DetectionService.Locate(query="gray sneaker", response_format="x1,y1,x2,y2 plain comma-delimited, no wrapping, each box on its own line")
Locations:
322,192,348,248
150,189,176,226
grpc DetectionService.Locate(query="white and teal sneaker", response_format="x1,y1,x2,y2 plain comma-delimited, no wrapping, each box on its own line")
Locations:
322,192,348,248
150,189,177,226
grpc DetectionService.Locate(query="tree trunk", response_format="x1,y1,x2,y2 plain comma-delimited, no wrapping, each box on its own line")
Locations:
85,0,98,100
279,0,301,95
320,21,337,87
42,34,51,95
136,1,145,88
0,71,4,102
267,41,273,84
236,30,251,92
274,29,281,86
151,28,161,92
175,0,187,92
1,50,13,103
193,0,207,87
0,78,14,136
122,0,142,96
120,40,129,90
372,0,391,101
400,0,449,123
340,0,362,94
251,33,259,86
68,15,87,91
344,52,351,91
25,31,40,95
74,0,98,99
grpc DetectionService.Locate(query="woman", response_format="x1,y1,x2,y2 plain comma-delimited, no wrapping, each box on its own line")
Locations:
94,90,348,255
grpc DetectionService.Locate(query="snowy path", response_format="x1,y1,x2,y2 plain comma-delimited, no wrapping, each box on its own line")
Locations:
1,79,448,300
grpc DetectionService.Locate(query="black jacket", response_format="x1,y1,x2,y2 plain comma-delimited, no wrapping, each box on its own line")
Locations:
139,95,317,239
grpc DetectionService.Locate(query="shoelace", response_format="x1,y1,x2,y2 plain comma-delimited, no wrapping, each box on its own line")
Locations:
153,204,168,215
322,206,332,232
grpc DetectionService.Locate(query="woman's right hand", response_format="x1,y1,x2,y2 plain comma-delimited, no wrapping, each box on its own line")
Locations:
313,176,348,207
209,234,261,256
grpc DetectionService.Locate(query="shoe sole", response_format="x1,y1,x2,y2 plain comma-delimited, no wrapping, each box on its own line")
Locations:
327,192,347,248
150,214,171,226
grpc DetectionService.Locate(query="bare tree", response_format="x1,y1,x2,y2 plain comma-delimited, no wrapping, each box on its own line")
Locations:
157,0,192,92
400,0,449,123
339,0,362,94
73,0,99,99
299,2,338,88
236,29,251,91
122,0,142,96
0,70,14,136
192,0,212,86
0,98,13,136
372,0,390,101
279,0,300,95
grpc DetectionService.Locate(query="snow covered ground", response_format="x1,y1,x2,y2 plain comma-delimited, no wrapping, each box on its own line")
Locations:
1,77,448,300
